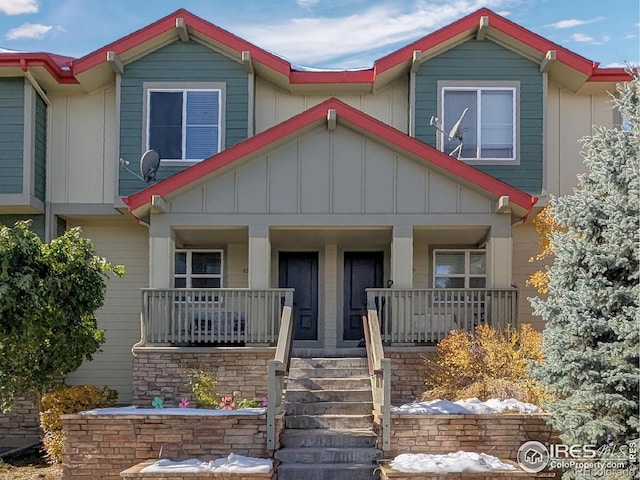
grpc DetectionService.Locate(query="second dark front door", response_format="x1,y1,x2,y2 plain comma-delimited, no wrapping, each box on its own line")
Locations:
278,252,319,341
343,251,384,342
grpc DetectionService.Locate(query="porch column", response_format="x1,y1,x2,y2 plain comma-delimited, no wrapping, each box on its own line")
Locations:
149,223,175,289
248,225,270,288
391,225,413,288
486,216,512,288
324,244,338,350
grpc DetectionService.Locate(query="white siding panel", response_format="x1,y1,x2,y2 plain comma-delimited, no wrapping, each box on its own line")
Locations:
237,156,268,213
512,220,546,331
299,132,331,213
332,129,363,213
364,141,395,213
459,188,492,213
64,218,149,404
171,186,203,213
396,157,427,213
427,172,458,213
204,171,236,213
268,143,299,213
227,243,248,288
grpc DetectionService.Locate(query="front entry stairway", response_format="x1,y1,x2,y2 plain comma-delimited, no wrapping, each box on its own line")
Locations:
275,357,382,480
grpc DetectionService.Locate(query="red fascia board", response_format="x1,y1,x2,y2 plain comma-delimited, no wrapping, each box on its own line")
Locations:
0,53,78,83
589,67,633,82
125,98,536,213
374,8,594,77
290,69,374,84
73,9,291,77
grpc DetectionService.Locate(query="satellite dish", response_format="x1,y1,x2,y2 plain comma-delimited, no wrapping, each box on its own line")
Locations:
119,149,161,183
429,107,469,160
140,149,161,183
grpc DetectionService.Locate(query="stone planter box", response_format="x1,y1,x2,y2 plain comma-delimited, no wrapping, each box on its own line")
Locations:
120,459,277,480
62,411,282,480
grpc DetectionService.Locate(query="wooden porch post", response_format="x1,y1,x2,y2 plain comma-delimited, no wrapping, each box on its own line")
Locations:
391,225,413,288
486,216,512,288
248,225,271,289
149,223,175,289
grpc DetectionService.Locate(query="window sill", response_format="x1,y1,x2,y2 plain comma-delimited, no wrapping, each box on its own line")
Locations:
160,160,203,167
458,158,520,166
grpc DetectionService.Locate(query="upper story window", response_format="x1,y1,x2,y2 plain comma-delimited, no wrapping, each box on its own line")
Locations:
440,85,517,162
433,249,486,288
174,250,223,288
147,89,221,162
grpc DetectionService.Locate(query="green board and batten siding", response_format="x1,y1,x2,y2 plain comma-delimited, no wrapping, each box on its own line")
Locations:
415,40,543,195
119,41,249,196
0,214,45,239
34,93,47,201
0,78,25,195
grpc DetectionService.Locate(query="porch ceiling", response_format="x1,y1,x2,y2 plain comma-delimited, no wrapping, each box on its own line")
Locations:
270,227,392,249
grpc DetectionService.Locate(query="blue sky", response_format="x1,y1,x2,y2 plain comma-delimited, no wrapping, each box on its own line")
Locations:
0,0,638,69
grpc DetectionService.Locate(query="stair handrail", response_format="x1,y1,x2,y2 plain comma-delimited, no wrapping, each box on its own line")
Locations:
363,296,391,451
267,289,294,450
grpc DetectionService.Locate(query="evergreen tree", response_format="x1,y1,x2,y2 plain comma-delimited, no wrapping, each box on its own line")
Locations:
530,72,639,471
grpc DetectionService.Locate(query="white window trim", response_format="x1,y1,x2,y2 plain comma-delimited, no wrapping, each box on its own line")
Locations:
433,249,486,289
174,249,224,289
142,82,226,166
437,80,520,166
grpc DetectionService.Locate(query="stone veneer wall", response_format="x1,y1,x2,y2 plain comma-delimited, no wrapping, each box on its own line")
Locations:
62,413,281,480
0,397,40,446
385,348,436,405
132,347,275,406
374,412,559,460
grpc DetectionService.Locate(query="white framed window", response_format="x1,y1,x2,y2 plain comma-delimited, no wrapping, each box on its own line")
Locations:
441,86,516,161
174,250,223,288
147,88,221,162
433,249,486,288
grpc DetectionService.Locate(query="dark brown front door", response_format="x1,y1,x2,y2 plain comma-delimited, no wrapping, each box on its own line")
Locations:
343,251,384,341
278,252,319,341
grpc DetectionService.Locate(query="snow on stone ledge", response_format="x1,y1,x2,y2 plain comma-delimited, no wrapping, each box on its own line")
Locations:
390,452,518,473
390,398,543,415
79,406,266,416
140,453,273,474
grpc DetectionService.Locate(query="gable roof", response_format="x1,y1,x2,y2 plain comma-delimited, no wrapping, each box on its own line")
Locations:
0,8,631,92
124,97,537,219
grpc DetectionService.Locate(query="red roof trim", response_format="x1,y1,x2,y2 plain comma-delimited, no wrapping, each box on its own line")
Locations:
124,98,536,213
589,67,633,82
0,53,78,84
72,9,291,76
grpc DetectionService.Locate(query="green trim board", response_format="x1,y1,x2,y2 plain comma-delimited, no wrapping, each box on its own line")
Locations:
415,39,543,195
0,78,25,194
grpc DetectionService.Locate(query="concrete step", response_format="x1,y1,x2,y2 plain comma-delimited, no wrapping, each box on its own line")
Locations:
286,400,372,415
285,389,372,403
286,376,371,390
285,414,373,429
277,463,380,480
288,367,369,378
275,447,382,464
290,357,369,369
279,428,378,448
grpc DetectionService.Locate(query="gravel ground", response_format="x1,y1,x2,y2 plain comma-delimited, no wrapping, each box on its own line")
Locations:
0,446,61,480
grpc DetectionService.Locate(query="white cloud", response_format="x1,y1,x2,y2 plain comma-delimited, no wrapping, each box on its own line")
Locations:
297,0,320,6
571,33,594,42
233,0,513,68
0,0,39,15
625,34,637,39
546,16,604,29
5,22,59,40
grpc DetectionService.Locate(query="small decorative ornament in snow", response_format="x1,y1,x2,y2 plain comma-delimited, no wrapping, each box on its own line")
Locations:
178,397,189,408
220,396,235,410
151,397,164,409
262,395,268,407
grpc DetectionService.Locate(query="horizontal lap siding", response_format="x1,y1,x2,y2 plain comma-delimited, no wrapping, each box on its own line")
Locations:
415,40,543,195
34,93,47,201
0,78,24,194
119,41,248,196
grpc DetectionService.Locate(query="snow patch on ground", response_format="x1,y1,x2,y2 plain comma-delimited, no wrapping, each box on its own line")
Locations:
140,453,273,474
391,397,543,414
390,452,518,473
80,406,266,416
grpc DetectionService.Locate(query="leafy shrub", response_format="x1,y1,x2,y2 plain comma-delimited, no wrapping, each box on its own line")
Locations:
236,398,262,408
185,369,220,408
422,324,550,406
40,385,117,463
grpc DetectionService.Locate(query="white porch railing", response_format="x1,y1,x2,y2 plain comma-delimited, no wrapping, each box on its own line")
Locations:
140,288,295,345
366,288,518,344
